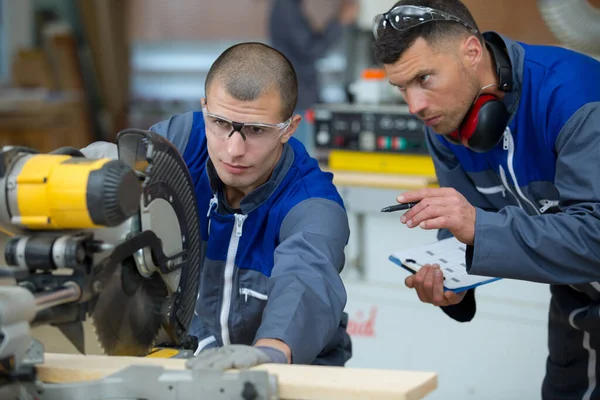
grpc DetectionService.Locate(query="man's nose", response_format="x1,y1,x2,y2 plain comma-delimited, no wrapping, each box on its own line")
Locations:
227,130,247,158
405,89,429,116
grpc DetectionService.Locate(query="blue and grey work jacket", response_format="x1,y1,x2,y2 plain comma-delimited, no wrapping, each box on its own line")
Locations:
434,32,600,322
150,111,352,365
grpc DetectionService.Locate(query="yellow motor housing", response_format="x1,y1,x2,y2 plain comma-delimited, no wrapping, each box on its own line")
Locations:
7,154,141,230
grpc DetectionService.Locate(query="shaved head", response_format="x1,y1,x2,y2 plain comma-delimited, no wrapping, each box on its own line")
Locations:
205,42,298,119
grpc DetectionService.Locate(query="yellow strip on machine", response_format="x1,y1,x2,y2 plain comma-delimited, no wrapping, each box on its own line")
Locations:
328,150,437,177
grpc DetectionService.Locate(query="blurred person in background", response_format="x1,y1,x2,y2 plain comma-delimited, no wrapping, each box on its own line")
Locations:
268,0,359,154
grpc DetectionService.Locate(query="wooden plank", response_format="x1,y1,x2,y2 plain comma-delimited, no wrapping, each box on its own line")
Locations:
324,168,438,190
38,353,437,400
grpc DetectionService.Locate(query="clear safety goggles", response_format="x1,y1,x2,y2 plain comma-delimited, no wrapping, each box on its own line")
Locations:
202,107,292,143
372,5,478,40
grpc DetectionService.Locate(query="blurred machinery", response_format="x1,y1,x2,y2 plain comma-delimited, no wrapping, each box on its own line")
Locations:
313,103,435,176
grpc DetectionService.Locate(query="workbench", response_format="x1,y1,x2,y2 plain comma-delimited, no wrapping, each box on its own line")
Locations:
325,168,438,191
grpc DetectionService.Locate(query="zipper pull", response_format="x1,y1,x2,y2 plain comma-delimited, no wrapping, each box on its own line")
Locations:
539,199,559,213
207,195,218,236
503,130,509,150
207,195,218,217
235,214,245,237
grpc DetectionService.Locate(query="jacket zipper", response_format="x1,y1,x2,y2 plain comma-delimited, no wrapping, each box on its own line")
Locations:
499,164,522,209
219,213,247,346
239,288,268,302
539,199,559,214
502,130,540,215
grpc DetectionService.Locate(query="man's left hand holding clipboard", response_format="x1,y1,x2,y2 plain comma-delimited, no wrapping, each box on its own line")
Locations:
383,187,476,308
405,264,467,307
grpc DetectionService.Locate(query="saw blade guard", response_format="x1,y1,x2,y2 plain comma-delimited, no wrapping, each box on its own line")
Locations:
117,129,202,347
90,129,202,355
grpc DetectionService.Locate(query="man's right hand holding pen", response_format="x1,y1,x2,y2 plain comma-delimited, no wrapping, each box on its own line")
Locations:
388,187,478,307
395,187,477,245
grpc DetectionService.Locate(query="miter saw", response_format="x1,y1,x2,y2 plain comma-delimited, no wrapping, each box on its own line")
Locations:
0,129,279,400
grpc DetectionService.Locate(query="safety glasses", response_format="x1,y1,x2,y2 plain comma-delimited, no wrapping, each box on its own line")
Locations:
372,5,478,40
202,107,292,143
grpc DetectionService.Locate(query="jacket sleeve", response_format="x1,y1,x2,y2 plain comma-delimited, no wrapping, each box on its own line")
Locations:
270,0,343,62
468,103,600,284
148,111,195,155
253,197,349,364
424,128,499,322
80,112,195,159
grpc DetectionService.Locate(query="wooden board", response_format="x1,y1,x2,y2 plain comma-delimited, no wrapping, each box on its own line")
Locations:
39,353,437,400
325,169,438,190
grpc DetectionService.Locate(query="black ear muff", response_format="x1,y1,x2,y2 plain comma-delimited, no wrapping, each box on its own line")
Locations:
444,33,513,153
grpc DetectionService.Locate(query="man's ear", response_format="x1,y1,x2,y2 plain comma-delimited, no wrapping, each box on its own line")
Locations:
462,35,483,68
201,97,207,108
280,114,303,144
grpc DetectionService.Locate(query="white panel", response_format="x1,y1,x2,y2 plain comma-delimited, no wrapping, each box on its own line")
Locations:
344,280,548,400
357,0,397,31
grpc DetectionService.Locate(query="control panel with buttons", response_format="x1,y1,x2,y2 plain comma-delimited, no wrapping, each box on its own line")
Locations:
312,103,428,155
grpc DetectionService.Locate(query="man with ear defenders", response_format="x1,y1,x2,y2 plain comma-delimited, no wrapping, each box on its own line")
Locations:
373,0,600,398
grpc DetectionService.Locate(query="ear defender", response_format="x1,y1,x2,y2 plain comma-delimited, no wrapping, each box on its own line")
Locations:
444,33,513,153
446,93,510,153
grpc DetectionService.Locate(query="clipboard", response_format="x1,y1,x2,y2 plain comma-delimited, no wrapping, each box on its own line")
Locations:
388,237,501,293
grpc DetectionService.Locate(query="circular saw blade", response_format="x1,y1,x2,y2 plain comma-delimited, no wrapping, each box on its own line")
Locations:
117,129,202,347
90,256,167,356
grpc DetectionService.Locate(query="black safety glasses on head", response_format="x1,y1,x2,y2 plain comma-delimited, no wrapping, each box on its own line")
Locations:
372,5,478,40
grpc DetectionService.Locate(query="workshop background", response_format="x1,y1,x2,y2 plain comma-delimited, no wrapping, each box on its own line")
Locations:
1,1,599,399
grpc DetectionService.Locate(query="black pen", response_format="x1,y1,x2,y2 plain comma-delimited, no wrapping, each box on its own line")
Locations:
380,202,420,212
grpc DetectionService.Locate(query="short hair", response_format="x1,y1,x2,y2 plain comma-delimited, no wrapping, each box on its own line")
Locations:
373,0,482,65
204,42,298,120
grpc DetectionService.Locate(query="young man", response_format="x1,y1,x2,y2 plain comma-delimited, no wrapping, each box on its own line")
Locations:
83,43,352,369
372,0,600,398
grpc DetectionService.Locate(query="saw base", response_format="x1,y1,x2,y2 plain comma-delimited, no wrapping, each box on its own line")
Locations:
38,364,278,400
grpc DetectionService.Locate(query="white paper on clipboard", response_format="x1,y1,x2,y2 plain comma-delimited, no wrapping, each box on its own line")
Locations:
388,237,501,292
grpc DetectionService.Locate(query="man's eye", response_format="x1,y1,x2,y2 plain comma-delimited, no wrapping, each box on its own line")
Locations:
419,74,431,84
250,126,264,134
213,119,228,126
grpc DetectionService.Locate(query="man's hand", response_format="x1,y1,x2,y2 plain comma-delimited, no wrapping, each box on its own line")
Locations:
398,188,476,245
186,344,288,371
405,264,466,306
